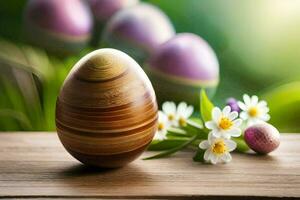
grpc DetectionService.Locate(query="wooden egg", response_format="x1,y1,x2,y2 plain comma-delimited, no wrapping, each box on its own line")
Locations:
55,49,158,168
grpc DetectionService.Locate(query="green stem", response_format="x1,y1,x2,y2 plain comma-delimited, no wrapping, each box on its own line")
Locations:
143,134,198,160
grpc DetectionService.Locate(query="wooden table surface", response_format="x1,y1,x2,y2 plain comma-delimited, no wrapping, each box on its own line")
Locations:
0,133,299,199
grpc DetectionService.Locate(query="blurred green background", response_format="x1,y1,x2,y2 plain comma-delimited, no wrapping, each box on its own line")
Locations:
0,0,300,132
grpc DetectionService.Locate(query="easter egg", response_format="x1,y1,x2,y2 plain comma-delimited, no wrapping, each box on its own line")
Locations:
88,0,139,46
226,98,240,113
101,3,175,63
89,0,138,23
244,122,280,154
145,33,219,107
55,49,158,168
24,0,92,54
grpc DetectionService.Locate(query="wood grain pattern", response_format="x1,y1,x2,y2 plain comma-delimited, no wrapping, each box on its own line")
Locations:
0,133,299,199
56,49,158,167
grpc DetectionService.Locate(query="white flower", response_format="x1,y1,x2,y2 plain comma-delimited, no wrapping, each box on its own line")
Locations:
162,101,177,126
238,94,270,126
162,101,194,127
176,102,194,127
199,133,237,164
154,111,170,141
205,106,242,139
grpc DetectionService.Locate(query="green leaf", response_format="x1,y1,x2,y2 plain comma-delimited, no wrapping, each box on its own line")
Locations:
143,134,198,160
233,138,250,153
261,81,300,132
0,109,32,129
187,118,203,129
148,138,189,151
168,127,187,135
193,148,205,162
200,89,214,122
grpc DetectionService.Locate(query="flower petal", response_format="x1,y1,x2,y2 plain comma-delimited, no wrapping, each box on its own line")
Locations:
222,106,231,116
205,121,216,130
260,114,270,121
221,152,232,163
225,140,237,151
238,102,247,111
210,154,218,164
154,130,167,141
199,140,209,149
177,102,187,115
204,149,211,161
259,106,269,114
162,101,176,115
183,105,194,118
212,107,222,122
208,132,216,144
228,111,238,120
257,100,267,107
158,111,167,122
221,132,231,139
212,130,221,138
251,95,258,106
233,118,243,127
240,111,249,120
227,127,241,137
243,94,251,105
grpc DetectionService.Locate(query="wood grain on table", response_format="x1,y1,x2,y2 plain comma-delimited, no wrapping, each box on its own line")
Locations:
0,133,299,199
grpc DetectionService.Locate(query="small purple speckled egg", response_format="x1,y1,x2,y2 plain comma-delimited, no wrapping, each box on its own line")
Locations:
244,122,280,154
101,3,175,62
24,0,92,54
145,33,219,107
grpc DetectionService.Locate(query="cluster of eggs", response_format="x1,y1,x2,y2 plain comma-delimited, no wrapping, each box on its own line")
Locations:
50,1,282,167
24,0,219,106
41,1,221,167
23,0,174,56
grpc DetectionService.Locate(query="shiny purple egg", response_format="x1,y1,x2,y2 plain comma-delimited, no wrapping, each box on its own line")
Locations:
226,98,240,112
101,3,175,62
88,0,138,23
145,33,219,106
24,0,93,54
244,122,280,154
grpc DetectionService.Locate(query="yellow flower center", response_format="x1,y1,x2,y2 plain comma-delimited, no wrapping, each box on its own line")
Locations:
248,107,259,117
179,117,187,127
168,114,175,121
219,117,233,130
212,140,227,155
158,122,164,131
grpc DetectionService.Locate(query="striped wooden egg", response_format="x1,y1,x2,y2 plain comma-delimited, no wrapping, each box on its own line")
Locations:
55,49,158,168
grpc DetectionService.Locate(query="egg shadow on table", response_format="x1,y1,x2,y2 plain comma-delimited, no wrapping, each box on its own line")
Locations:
59,164,116,176
243,151,280,162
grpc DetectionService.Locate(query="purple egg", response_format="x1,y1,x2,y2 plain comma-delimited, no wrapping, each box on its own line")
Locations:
88,0,138,23
101,3,175,62
226,98,240,112
244,122,280,154
145,33,219,106
24,0,93,54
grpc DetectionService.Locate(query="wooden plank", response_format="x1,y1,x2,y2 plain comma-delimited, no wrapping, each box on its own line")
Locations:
0,133,299,199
